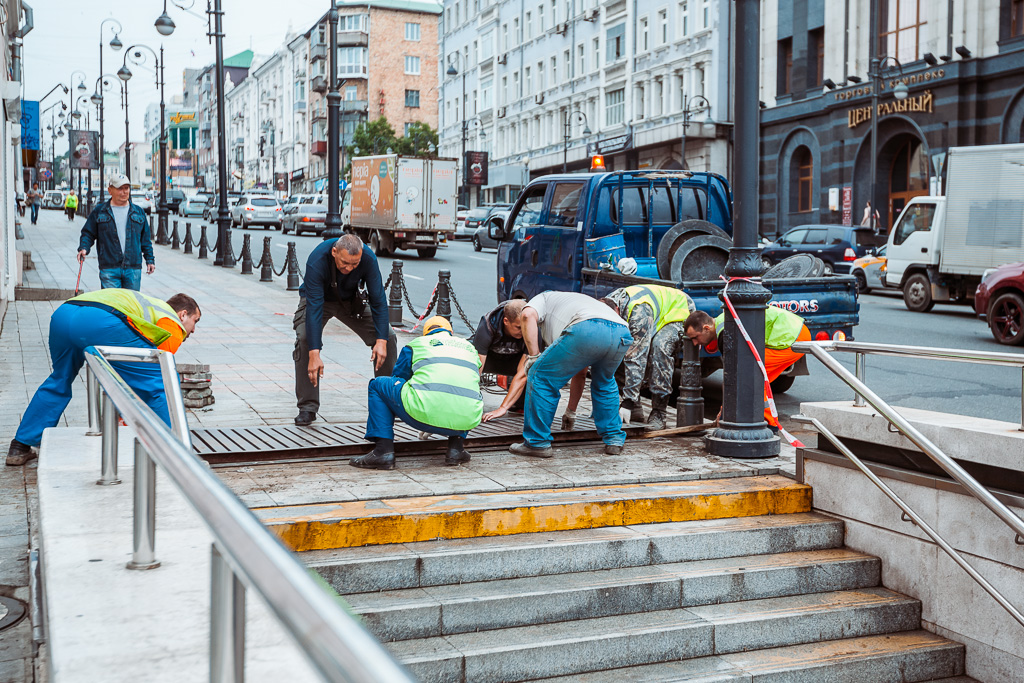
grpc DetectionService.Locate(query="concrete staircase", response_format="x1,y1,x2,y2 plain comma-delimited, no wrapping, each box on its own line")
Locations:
306,512,969,682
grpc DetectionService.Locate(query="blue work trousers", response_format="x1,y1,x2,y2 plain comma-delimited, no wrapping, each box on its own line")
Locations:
524,319,633,448
99,268,142,291
364,376,467,441
15,304,170,447
29,203,39,224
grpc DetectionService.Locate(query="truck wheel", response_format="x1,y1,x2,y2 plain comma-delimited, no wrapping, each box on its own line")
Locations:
418,247,437,258
369,231,390,257
769,374,796,394
988,292,1024,345
903,273,934,312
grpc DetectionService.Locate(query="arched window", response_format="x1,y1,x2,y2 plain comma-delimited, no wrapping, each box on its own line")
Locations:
791,146,813,214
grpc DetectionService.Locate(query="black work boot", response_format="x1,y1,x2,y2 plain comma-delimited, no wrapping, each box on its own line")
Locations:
445,436,471,466
646,400,669,432
6,439,36,466
294,410,316,427
350,438,396,470
620,399,645,424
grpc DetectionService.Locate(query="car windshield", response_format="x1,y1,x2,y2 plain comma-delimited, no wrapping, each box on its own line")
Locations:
131,193,147,199
468,208,490,219
252,198,277,206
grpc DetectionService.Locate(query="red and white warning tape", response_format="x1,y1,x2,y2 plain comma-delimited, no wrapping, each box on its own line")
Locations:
720,276,804,448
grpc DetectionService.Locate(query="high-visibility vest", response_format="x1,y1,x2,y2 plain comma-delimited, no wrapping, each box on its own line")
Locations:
70,289,186,348
401,332,483,431
623,285,695,331
65,194,78,209
713,306,806,350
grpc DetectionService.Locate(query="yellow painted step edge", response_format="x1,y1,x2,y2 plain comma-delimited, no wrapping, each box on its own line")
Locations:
262,477,812,552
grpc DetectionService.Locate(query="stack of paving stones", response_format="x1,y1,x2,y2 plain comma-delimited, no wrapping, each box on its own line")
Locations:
178,363,215,409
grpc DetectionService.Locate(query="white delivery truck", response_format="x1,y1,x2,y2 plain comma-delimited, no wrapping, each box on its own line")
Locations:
344,154,458,258
884,143,1024,312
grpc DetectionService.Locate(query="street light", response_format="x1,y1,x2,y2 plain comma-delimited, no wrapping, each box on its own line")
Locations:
562,110,591,173
154,0,176,36
868,55,909,234
679,94,713,170
446,56,487,207
122,43,170,245
97,19,122,203
322,3,344,240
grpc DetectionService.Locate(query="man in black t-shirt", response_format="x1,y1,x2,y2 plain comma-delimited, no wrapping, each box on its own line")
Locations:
470,299,528,419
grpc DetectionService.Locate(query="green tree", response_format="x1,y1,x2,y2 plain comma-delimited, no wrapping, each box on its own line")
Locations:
395,121,439,157
344,117,440,177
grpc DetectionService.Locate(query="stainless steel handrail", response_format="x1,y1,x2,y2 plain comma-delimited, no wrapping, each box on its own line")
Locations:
792,340,1024,545
82,347,414,683
792,414,1024,629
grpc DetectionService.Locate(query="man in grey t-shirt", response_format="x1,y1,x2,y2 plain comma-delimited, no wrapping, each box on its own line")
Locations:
78,174,155,291
510,292,632,458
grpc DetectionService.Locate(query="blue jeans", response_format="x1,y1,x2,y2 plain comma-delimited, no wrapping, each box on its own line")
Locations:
99,268,143,291
15,304,170,447
30,203,39,224
524,319,633,448
364,376,467,441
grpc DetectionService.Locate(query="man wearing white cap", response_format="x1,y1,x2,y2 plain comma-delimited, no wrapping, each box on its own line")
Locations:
78,173,155,291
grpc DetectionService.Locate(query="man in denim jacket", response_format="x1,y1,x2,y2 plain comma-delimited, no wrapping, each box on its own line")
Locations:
78,174,155,290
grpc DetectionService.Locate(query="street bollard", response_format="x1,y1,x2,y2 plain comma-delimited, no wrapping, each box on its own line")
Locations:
286,242,300,291
259,236,274,282
676,333,705,427
184,223,194,254
388,260,404,326
97,393,121,486
198,225,209,260
436,270,452,321
171,220,181,250
126,439,160,571
240,234,253,275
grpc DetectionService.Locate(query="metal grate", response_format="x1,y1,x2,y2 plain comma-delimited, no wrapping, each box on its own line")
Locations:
191,416,645,464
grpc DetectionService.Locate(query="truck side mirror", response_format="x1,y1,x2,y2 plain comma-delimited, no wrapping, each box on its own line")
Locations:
488,217,507,242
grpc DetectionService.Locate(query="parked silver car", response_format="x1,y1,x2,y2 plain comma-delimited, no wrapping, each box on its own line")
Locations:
231,194,283,229
283,199,328,236
178,193,211,217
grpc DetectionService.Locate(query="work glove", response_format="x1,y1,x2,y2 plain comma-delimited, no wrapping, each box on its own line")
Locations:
616,257,638,275
418,431,433,440
524,354,540,371
619,407,632,424
560,410,576,431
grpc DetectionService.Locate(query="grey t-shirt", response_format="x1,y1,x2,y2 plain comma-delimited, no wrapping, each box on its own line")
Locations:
525,291,625,348
110,204,130,252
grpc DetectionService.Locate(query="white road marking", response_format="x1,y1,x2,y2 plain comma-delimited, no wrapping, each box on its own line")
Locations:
275,244,288,250
404,273,424,280
468,256,491,262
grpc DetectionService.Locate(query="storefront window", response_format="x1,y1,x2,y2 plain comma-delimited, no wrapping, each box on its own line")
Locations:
879,0,926,62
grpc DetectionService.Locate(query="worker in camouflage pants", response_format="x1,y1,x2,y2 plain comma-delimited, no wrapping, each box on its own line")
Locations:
606,285,695,431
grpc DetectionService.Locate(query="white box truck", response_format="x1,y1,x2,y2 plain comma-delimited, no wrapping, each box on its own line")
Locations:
884,143,1024,311
344,154,458,258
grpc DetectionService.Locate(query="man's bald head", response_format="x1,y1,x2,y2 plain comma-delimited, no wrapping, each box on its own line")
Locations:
332,233,365,274
335,233,363,256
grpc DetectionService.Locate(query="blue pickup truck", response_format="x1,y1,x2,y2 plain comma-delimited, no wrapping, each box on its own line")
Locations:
487,170,860,392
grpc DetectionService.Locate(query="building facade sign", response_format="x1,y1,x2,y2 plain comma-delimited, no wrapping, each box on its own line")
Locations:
847,91,934,128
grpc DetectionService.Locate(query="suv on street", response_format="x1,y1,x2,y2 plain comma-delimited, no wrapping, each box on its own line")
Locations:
42,190,65,209
231,194,283,229
162,189,187,214
130,190,153,214
203,193,244,222
761,224,883,275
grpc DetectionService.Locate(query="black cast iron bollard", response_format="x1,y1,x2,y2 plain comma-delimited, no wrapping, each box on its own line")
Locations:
198,225,209,260
155,212,168,246
388,260,404,326
260,236,274,282
286,242,300,291
240,234,253,275
676,333,705,427
183,223,194,255
171,220,181,250
436,270,452,321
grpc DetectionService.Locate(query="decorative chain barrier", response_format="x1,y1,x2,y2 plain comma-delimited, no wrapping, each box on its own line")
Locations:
403,280,438,323
448,285,476,332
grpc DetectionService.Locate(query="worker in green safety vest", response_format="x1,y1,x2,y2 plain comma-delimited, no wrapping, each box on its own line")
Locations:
603,285,696,431
351,316,483,471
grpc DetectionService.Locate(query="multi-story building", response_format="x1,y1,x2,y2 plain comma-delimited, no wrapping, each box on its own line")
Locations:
438,0,731,206
144,96,198,189
1,0,28,308
286,34,310,193
119,141,152,187
194,50,254,191
758,0,1024,238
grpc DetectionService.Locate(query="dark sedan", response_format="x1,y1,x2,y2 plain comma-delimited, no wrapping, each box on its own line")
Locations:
283,201,327,236
975,261,1024,345
762,225,883,274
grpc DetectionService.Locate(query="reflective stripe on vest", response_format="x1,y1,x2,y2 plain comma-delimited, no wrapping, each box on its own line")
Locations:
713,306,805,350
624,284,695,331
70,289,185,347
401,333,483,431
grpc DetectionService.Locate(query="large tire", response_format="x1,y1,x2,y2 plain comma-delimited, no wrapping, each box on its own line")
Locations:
821,261,834,275
988,291,1024,345
656,219,731,279
903,273,935,312
418,247,437,258
369,230,383,256
668,234,732,281
763,254,817,279
769,374,796,394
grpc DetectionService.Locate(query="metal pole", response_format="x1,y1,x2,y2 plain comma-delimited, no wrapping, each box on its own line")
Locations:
868,0,879,233
124,83,131,182
461,72,466,207
127,439,160,570
86,366,102,436
97,392,121,485
158,45,170,246
210,543,245,683
562,112,568,173
854,352,867,407
323,4,342,240
157,351,193,447
706,0,778,458
211,0,234,266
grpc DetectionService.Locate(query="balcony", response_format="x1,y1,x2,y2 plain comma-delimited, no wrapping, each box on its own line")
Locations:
310,43,328,62
295,100,307,111
311,75,327,93
311,108,327,124
311,140,327,156
337,31,368,47
340,99,368,113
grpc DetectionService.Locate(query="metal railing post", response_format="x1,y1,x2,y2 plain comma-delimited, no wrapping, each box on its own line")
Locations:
1020,366,1023,432
157,351,193,449
97,393,121,486
86,366,102,436
127,439,161,570
210,544,246,683
854,352,866,407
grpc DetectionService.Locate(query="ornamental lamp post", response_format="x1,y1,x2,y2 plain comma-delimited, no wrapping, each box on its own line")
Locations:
679,94,714,170
868,56,909,234
97,19,122,203
562,110,591,173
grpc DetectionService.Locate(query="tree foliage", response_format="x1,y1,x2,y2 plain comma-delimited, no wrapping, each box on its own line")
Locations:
344,117,439,178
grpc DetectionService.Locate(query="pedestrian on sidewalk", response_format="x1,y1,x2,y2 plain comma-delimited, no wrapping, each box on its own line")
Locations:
77,174,155,291
16,190,25,217
293,233,397,427
26,183,41,224
605,285,696,431
510,291,632,459
64,190,78,221
6,289,202,466
351,317,482,470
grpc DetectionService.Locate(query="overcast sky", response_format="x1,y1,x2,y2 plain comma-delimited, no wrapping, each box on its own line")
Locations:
23,0,341,156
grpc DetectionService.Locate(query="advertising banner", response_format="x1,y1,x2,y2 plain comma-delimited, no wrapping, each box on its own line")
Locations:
465,151,488,186
275,172,287,191
20,100,40,152
68,130,101,170
38,161,53,181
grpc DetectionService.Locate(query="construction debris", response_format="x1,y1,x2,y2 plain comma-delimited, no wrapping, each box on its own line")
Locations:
178,362,215,409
